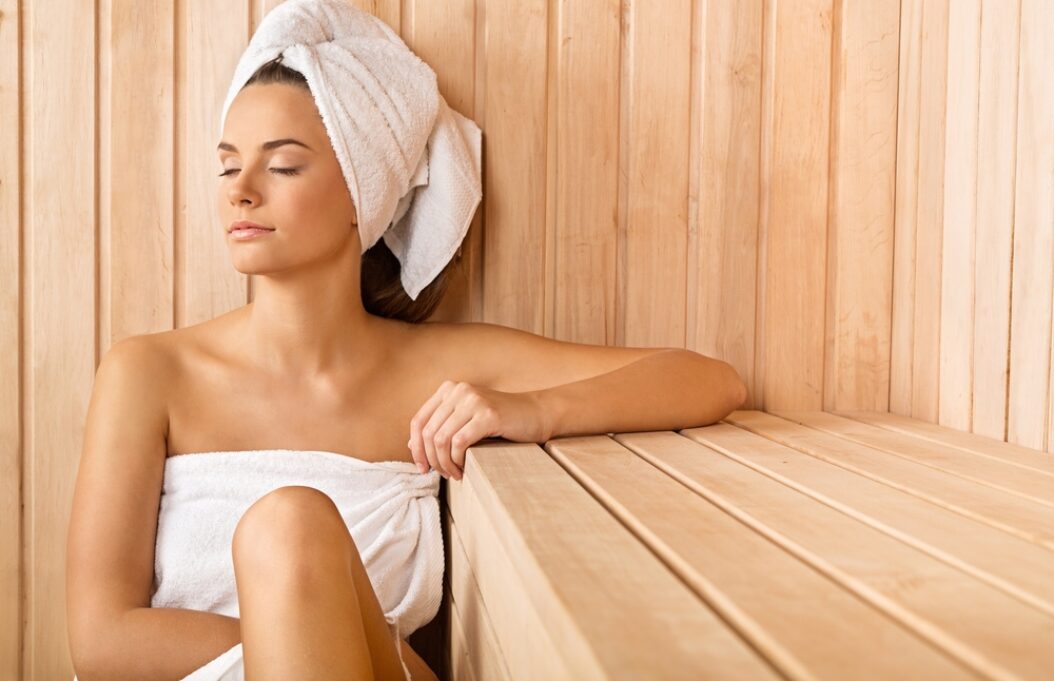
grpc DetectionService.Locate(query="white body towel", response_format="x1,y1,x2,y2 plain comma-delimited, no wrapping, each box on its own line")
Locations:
74,449,443,681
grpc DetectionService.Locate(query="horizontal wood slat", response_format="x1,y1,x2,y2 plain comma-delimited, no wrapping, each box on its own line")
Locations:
547,434,971,679
452,411,1054,679
724,411,1054,549
449,442,779,680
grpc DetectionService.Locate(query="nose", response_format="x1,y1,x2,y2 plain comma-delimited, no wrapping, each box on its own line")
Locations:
225,173,261,207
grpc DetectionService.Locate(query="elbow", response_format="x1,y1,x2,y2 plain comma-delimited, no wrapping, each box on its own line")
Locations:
715,363,747,423
68,609,122,681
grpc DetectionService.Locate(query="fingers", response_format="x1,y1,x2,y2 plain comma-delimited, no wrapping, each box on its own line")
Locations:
423,402,473,480
409,382,450,474
409,381,486,481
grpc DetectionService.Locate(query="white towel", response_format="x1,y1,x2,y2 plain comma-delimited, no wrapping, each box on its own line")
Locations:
70,450,443,681
219,0,483,301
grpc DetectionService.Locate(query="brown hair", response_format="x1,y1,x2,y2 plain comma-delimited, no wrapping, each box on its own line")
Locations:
240,56,460,323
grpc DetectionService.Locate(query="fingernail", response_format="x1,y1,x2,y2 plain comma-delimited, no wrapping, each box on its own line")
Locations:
417,462,427,473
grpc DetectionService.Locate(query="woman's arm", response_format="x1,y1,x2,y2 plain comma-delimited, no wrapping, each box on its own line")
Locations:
82,608,241,681
67,337,240,680
531,350,747,439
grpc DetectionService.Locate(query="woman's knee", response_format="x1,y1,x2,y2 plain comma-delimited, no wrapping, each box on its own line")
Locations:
232,486,356,567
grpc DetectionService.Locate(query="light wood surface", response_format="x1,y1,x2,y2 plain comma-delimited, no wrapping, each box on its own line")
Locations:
447,411,1054,679
6,0,1054,677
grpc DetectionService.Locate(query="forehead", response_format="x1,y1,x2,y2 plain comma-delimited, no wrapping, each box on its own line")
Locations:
222,83,328,150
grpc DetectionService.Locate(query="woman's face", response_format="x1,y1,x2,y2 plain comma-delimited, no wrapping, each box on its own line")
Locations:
216,82,358,275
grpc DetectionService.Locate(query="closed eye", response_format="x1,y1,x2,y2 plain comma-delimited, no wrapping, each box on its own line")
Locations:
218,168,300,177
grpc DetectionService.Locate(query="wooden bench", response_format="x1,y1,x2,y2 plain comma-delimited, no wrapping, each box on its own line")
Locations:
421,410,1054,680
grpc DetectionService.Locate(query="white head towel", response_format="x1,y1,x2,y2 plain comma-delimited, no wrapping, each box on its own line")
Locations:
219,0,483,300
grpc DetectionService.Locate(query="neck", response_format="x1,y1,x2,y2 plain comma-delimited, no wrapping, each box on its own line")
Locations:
238,260,389,381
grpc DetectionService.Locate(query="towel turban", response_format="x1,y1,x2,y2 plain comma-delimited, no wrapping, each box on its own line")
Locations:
219,0,483,300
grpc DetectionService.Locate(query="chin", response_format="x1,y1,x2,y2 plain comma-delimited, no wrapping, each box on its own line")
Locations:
228,258,280,276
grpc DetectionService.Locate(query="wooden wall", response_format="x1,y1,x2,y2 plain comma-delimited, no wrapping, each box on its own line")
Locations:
2,0,1052,678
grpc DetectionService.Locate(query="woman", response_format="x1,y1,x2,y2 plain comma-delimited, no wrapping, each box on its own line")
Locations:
65,3,747,681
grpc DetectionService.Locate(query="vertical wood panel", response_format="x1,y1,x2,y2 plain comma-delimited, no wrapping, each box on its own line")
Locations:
971,0,1019,442
479,0,548,331
824,0,899,412
620,0,692,349
28,0,97,677
109,2,175,343
1009,0,1054,450
0,0,22,678
909,0,948,422
548,0,621,345
691,0,763,409
937,0,980,430
890,0,922,416
758,0,833,409
16,0,1054,676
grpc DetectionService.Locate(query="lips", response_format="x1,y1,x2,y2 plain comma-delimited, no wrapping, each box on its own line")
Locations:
229,220,275,233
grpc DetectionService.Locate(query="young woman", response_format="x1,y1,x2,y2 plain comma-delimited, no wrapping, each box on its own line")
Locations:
65,10,746,681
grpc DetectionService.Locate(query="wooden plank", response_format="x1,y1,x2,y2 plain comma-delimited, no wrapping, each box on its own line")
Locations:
725,411,1054,549
109,0,175,341
971,0,1021,441
548,435,975,680
757,0,832,409
446,454,587,680
546,0,620,343
454,442,780,680
938,0,981,431
834,410,1054,474
685,422,1054,616
1009,0,1054,450
824,0,899,411
447,589,480,681
444,506,513,681
479,0,547,330
909,0,950,422
0,0,22,675
643,426,1054,679
29,0,97,678
620,0,692,348
691,0,762,408
772,411,1054,505
890,0,924,415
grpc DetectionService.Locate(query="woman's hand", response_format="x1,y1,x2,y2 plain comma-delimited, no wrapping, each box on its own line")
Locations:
407,380,551,480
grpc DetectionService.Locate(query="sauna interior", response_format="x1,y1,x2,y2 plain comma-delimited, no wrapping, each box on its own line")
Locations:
2,0,1052,679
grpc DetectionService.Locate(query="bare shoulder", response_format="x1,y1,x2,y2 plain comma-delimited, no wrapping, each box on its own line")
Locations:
413,320,676,394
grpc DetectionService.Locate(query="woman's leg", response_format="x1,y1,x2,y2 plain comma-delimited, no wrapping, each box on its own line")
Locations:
232,485,408,680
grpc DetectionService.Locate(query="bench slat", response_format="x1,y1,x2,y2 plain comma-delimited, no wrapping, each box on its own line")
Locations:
655,424,1054,680
448,596,481,681
445,510,514,681
451,441,780,679
834,410,1054,474
682,422,1054,615
724,411,1054,549
548,434,974,680
771,411,1054,505
448,467,573,679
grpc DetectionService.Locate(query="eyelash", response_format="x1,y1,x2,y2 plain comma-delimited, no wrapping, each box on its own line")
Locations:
218,168,300,177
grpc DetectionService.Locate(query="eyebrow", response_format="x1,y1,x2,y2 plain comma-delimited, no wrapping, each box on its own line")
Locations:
216,138,313,153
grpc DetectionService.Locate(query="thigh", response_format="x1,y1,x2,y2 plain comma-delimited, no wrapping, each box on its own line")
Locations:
233,486,407,680
400,639,440,681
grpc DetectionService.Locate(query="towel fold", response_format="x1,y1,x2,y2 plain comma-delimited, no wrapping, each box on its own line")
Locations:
219,0,483,300
70,449,443,681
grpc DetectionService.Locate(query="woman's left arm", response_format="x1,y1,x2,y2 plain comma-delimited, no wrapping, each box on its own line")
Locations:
408,349,747,480
529,349,747,440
